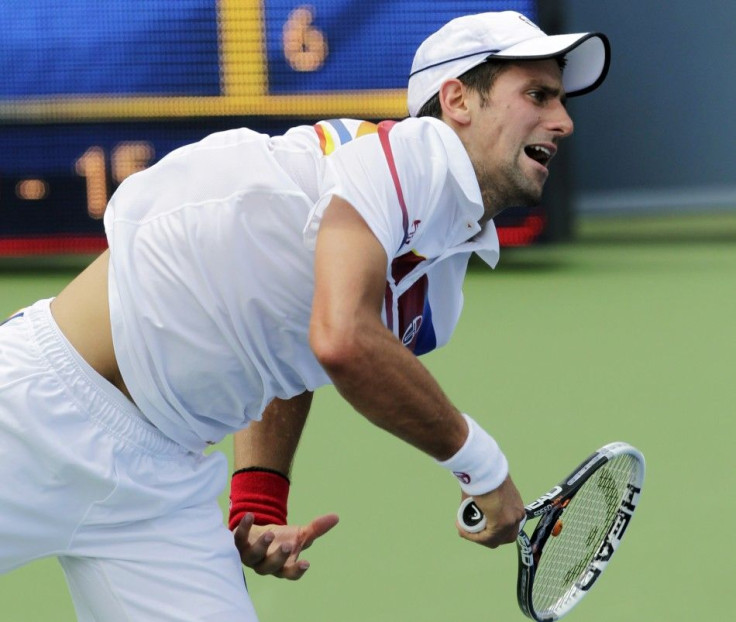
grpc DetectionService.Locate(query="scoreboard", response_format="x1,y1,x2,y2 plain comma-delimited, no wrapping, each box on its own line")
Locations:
0,0,557,256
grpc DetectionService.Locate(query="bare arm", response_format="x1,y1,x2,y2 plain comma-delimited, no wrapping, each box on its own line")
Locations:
232,392,339,579
309,196,523,547
233,391,313,475
309,196,468,460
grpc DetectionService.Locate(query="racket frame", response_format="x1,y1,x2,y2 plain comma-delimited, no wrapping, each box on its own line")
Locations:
516,441,644,621
457,441,644,621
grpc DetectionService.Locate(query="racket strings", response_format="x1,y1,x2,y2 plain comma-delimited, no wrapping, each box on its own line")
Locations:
530,454,638,616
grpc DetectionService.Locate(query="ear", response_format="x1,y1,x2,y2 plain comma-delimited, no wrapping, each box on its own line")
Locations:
438,79,471,125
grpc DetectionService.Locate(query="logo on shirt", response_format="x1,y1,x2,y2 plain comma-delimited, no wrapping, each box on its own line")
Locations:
401,315,423,346
405,219,421,243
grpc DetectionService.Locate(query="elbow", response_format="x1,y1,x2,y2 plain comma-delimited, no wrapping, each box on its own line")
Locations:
309,318,364,377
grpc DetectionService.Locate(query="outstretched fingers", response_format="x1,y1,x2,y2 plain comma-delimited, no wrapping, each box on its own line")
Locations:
233,513,271,567
233,512,340,580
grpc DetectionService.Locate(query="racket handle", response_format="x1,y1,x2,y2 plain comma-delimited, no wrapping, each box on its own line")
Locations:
457,497,486,533
457,498,527,534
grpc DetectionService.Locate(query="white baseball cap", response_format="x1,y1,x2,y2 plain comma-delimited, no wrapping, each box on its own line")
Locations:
407,11,610,116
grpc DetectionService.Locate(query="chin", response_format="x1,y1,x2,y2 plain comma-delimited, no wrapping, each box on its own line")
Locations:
523,179,547,206
507,173,545,208
514,188,544,208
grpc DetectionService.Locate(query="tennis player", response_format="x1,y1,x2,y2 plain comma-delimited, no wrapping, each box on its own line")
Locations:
0,11,609,621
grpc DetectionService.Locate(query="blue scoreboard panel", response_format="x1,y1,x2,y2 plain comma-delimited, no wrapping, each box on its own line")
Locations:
0,0,542,255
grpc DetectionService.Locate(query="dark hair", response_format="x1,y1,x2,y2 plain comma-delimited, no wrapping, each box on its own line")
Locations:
416,56,567,119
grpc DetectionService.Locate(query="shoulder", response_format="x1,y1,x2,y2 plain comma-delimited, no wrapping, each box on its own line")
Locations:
380,117,463,157
381,118,479,197
371,118,454,189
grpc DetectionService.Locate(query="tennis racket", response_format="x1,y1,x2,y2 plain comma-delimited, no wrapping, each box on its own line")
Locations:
458,441,645,621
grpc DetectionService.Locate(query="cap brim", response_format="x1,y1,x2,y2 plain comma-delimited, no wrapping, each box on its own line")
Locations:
490,32,610,96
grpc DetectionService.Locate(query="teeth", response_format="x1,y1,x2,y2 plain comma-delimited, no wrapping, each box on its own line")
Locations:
531,145,551,158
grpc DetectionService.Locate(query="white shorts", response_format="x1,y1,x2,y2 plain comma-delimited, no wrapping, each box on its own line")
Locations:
0,300,257,622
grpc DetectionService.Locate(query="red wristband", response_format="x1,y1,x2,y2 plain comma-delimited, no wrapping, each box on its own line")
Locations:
228,468,290,531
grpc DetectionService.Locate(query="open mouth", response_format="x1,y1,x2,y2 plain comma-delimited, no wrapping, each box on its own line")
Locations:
524,144,555,168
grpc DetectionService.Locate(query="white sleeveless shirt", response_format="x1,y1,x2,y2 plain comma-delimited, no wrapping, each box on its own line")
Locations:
105,117,499,451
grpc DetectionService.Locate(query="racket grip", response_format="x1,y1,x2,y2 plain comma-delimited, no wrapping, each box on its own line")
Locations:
457,498,486,533
457,498,528,534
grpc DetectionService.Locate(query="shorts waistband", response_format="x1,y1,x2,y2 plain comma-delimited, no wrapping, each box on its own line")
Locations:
25,298,191,458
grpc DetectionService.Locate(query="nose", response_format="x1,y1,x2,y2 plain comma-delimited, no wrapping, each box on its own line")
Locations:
550,100,574,138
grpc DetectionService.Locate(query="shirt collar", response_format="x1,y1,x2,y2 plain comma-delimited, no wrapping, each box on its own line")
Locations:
469,222,500,268
420,117,499,268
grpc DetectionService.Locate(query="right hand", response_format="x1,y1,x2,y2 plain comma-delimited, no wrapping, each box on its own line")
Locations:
456,475,525,548
233,512,339,580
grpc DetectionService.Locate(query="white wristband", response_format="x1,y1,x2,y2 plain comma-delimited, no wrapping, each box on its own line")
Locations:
436,413,508,496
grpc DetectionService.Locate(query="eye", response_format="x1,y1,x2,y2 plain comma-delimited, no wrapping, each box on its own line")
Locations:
528,90,547,103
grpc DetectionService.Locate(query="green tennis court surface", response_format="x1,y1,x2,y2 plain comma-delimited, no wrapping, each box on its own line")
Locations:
1,211,734,621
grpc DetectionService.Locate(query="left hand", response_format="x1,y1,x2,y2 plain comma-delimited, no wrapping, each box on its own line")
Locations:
233,512,340,580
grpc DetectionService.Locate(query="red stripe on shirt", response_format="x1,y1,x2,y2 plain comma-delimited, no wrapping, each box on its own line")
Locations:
314,123,327,154
377,121,409,249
